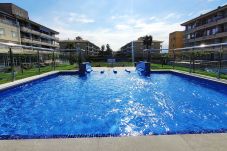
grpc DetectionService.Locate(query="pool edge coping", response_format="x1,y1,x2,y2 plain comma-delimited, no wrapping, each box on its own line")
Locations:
0,68,226,92
152,69,227,85
0,71,63,92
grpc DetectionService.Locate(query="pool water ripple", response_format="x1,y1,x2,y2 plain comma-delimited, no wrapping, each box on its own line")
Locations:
0,71,226,138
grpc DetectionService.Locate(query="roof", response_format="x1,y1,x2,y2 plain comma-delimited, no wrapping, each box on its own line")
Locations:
60,39,89,43
15,15,59,34
181,4,227,26
169,31,184,35
59,39,100,48
135,39,163,43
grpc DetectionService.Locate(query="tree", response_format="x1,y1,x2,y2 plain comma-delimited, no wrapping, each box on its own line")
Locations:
106,44,113,57
99,45,105,56
143,35,153,62
66,42,77,65
101,45,105,52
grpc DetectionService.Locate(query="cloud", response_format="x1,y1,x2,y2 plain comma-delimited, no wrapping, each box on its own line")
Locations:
115,24,131,30
54,14,184,51
41,11,184,51
53,12,95,25
68,13,95,23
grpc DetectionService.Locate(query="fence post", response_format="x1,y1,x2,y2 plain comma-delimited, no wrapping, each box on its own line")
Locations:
192,49,195,73
189,49,192,73
9,47,15,81
53,50,56,70
52,51,54,70
217,45,223,79
173,49,175,69
20,55,23,74
37,50,40,73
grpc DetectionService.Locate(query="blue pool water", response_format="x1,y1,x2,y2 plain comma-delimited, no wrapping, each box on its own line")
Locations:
0,70,226,139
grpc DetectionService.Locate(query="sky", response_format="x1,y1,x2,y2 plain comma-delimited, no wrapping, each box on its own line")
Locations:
1,0,227,51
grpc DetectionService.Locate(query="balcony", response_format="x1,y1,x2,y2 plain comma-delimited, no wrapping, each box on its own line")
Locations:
0,18,18,27
21,37,59,48
185,17,227,34
40,33,59,41
185,31,227,43
20,27,59,41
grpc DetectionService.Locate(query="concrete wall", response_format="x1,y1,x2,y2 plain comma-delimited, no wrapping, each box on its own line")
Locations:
0,22,20,43
169,31,184,58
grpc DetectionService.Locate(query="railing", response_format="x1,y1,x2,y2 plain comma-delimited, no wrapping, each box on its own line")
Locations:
21,37,59,48
21,27,59,41
185,31,227,43
185,17,227,34
173,43,227,79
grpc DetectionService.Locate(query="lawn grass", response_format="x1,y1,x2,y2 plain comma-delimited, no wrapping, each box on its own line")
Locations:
151,63,227,80
0,64,77,84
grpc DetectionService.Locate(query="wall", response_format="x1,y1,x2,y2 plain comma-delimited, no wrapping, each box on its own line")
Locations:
0,22,20,43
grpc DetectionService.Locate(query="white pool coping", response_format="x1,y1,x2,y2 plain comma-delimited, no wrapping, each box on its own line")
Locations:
0,68,226,151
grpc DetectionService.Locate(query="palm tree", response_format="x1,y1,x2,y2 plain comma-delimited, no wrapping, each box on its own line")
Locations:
143,35,153,62
99,45,105,56
106,44,113,57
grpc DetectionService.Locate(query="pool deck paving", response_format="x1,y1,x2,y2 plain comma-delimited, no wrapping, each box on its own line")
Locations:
0,67,226,150
0,133,226,151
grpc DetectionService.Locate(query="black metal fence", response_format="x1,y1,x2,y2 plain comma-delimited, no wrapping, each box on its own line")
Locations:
169,44,227,79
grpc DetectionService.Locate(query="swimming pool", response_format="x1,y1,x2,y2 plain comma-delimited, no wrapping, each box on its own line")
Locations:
0,70,226,139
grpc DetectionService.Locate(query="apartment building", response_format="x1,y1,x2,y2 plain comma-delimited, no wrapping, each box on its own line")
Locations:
168,31,184,58
59,36,100,57
181,5,227,47
119,37,163,60
0,3,59,49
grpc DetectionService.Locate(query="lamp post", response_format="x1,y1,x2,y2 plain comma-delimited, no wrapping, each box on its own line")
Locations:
131,41,134,64
77,43,82,65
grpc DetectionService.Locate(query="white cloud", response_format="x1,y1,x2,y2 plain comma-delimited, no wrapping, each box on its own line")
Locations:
53,12,95,25
68,13,95,23
45,12,184,51
115,24,131,30
54,17,183,50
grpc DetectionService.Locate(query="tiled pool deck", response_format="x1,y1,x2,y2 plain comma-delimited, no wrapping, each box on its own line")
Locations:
0,134,226,151
0,67,226,151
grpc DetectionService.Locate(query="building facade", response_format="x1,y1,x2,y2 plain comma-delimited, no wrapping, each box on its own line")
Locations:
59,36,100,57
168,31,184,58
0,3,59,49
119,37,163,60
181,5,227,47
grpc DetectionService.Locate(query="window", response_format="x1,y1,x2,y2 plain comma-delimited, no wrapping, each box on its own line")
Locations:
0,28,5,35
11,31,18,38
187,34,190,39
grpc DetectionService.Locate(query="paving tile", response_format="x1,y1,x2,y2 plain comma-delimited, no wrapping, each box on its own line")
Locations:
99,135,193,151
0,138,99,151
0,134,226,151
181,133,227,151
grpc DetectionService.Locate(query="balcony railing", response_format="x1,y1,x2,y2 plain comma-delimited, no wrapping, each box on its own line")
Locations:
20,26,59,41
21,37,59,48
185,31,227,43
185,17,227,34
